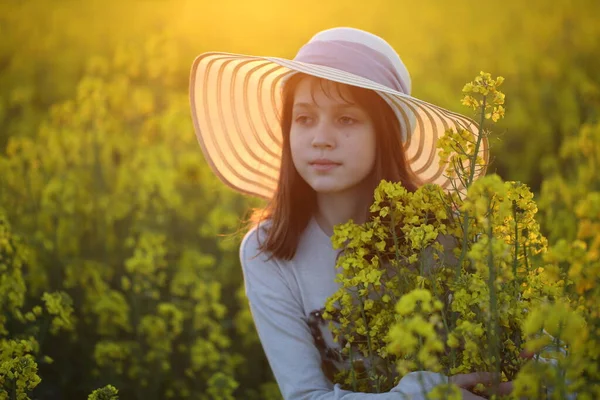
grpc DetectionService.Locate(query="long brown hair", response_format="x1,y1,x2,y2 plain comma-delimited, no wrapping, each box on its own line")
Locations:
248,73,422,261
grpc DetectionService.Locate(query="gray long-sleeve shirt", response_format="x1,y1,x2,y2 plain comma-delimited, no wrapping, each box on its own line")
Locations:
239,216,448,399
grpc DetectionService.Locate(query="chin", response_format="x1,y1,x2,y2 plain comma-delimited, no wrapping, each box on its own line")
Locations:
312,186,343,195
308,181,355,195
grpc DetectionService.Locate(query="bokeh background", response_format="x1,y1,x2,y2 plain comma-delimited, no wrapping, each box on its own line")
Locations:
1,0,599,398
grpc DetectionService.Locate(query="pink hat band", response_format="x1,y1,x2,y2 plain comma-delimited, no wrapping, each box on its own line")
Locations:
293,40,410,95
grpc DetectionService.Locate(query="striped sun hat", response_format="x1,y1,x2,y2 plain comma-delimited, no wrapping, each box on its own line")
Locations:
189,27,488,199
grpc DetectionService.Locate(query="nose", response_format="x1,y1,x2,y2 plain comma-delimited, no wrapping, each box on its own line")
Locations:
311,120,335,149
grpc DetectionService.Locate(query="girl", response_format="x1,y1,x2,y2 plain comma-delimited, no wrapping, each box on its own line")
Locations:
190,27,510,399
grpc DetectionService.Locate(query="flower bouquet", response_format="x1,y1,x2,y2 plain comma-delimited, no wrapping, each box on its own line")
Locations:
322,73,599,399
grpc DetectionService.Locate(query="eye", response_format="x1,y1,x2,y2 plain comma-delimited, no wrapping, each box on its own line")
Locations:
294,115,313,125
339,116,357,125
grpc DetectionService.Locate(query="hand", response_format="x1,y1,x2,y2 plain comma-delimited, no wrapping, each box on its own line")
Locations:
450,372,513,399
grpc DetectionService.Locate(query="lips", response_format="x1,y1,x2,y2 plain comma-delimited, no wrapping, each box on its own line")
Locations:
309,159,341,166
309,159,341,172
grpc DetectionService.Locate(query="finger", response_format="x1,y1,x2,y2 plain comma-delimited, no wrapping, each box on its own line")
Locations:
459,388,487,400
520,350,535,359
478,380,514,397
449,372,500,389
497,381,514,395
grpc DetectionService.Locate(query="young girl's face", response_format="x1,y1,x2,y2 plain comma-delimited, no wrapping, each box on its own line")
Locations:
289,77,377,196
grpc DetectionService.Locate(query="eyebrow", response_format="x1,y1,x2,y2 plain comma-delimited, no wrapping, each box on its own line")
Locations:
292,102,360,110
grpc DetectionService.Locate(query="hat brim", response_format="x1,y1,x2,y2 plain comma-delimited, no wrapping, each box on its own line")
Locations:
189,52,489,200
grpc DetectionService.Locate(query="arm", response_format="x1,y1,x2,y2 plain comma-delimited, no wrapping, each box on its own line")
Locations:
240,227,429,400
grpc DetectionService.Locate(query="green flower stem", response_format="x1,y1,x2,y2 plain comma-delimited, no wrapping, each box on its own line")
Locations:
555,322,567,400
455,92,489,301
390,213,402,269
418,247,424,277
456,95,487,279
428,269,457,371
455,214,471,281
416,338,430,400
348,344,358,392
418,239,458,373
509,205,524,378
512,202,519,295
523,239,530,272
487,219,501,395
468,94,487,187
389,212,411,289
381,281,399,306
359,297,381,393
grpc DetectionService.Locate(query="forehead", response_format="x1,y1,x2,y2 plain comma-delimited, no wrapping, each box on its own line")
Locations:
292,76,357,106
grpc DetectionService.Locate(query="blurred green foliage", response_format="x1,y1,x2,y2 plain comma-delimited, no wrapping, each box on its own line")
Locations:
0,0,599,398
2,0,599,188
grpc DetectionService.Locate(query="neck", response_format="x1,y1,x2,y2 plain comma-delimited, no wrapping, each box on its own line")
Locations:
314,185,373,237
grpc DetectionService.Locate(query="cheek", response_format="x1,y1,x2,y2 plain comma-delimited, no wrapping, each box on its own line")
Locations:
351,128,377,168
366,131,377,160
289,126,304,147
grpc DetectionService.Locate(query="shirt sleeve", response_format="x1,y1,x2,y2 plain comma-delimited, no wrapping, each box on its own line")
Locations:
239,227,447,400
